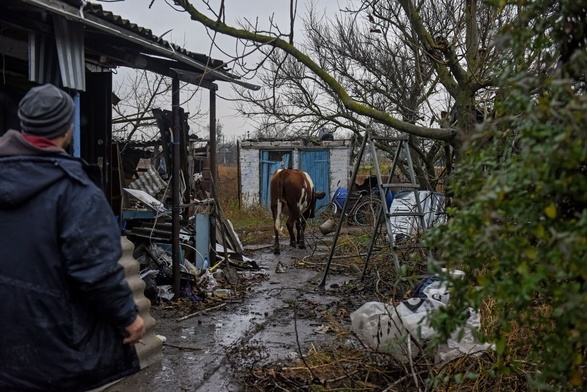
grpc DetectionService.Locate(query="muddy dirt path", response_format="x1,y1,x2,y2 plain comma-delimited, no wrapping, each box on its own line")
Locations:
104,241,359,392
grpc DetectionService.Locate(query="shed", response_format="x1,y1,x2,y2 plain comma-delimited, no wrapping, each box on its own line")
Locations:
0,0,257,201
238,138,354,210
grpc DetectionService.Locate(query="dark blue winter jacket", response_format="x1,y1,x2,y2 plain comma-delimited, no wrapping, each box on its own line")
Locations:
0,130,140,391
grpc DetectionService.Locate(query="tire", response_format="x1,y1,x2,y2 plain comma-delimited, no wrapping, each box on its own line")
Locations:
314,202,337,223
353,198,382,227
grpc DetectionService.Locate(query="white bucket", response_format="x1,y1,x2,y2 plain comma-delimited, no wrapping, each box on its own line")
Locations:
319,219,336,235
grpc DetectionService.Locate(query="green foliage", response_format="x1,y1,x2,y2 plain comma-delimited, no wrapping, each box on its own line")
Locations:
427,0,587,389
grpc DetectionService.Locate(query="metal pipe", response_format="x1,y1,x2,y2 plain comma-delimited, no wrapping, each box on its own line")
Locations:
361,134,391,278
209,87,217,183
73,91,80,157
171,76,181,299
318,130,369,289
208,86,218,263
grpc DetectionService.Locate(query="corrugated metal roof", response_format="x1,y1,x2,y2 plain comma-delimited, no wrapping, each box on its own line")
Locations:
83,2,228,71
2,0,259,89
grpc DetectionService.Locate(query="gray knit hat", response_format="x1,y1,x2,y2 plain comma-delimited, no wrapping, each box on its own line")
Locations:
18,84,75,139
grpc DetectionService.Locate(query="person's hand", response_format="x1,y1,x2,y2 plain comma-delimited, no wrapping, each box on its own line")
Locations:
123,315,146,345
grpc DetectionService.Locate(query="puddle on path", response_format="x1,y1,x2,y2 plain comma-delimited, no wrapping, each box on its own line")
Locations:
104,243,357,392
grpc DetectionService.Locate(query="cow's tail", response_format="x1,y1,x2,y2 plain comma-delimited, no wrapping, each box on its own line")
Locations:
275,200,282,231
274,173,285,231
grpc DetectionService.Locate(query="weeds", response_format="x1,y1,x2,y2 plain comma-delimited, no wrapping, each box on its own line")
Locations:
216,165,272,234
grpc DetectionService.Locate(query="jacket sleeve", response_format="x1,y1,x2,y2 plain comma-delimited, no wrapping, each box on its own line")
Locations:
59,183,138,329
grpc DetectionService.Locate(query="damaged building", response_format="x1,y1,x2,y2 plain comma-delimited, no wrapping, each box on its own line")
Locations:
0,0,259,369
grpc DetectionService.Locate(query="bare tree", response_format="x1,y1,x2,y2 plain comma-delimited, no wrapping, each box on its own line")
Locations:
231,3,448,188
165,0,517,193
172,1,520,163
112,69,207,141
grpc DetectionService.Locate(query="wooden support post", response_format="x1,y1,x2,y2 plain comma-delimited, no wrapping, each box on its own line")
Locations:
172,75,181,299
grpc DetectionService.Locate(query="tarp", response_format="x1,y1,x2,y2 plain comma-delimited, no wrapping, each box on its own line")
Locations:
388,191,446,239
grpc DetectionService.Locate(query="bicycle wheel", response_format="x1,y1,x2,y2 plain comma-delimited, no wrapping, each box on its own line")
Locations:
353,198,382,227
314,202,337,223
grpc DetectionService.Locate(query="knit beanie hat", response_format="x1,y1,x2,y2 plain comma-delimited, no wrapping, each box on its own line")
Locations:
17,84,75,139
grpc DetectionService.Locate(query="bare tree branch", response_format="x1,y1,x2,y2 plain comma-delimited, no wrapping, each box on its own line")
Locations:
174,0,456,142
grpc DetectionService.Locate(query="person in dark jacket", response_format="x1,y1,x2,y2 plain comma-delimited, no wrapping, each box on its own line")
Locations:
0,84,145,391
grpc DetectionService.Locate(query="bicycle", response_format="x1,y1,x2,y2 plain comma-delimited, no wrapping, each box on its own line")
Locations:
315,186,382,227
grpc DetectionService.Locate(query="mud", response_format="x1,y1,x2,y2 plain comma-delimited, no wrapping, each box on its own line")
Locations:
104,240,360,392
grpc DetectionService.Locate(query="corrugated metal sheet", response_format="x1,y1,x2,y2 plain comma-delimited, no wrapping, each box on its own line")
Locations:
8,0,259,89
129,166,168,197
29,31,61,86
81,2,259,90
119,236,163,369
53,15,86,90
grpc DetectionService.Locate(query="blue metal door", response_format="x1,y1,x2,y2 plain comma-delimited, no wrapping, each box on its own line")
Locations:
260,150,292,209
300,150,329,210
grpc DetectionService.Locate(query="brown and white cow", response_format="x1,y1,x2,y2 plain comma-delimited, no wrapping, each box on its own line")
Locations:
270,169,326,255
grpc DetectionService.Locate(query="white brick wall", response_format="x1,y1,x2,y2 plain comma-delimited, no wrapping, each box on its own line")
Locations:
240,148,260,208
328,146,352,198
238,140,353,209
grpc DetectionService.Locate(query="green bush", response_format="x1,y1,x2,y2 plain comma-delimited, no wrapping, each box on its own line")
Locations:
427,1,587,390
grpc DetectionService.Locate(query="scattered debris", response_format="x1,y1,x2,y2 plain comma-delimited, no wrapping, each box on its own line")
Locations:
115,137,260,306
275,261,286,273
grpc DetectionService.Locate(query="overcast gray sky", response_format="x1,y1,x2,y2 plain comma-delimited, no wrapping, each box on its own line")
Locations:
97,0,338,139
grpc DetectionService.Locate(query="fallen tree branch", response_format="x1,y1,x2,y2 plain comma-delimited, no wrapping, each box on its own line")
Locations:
176,302,227,321
163,343,203,351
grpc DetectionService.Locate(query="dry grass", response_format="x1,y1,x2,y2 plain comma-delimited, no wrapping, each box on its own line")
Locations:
216,165,533,391
233,284,514,391
216,165,273,243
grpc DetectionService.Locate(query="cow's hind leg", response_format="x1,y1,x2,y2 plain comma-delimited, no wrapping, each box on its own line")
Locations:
287,216,297,248
297,218,307,249
273,225,281,254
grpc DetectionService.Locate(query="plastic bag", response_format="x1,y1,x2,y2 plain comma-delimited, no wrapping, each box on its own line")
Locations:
350,298,443,363
197,269,218,291
351,269,492,365
411,269,465,305
436,308,492,363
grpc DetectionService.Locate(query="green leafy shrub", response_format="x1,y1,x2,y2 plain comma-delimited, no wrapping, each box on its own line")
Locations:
427,1,587,390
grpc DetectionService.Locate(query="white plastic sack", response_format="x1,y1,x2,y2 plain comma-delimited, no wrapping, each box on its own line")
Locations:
350,298,443,363
350,299,491,365
436,308,493,363
388,191,446,239
414,269,466,305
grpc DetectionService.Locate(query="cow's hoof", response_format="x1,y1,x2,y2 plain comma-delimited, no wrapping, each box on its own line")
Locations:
298,244,306,249
273,248,280,255
289,243,297,248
